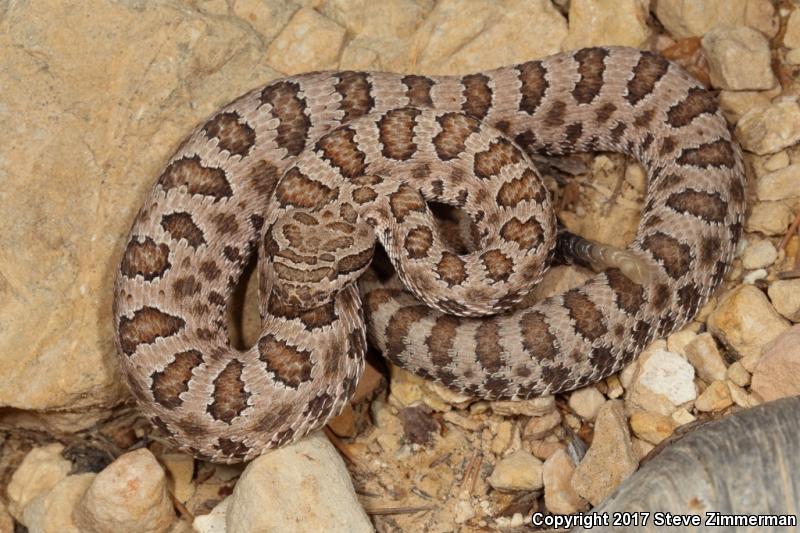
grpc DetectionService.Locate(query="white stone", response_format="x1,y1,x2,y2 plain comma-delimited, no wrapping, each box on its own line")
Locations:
702,25,775,90
768,279,800,322
74,449,175,533
563,0,651,50
7,443,72,520
226,432,373,533
727,381,752,407
627,348,697,416
741,238,779,269
736,100,800,155
685,332,728,383
488,449,544,491
743,268,768,285
567,386,606,421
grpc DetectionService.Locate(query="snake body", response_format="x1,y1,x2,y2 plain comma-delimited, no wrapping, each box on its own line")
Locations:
113,47,746,462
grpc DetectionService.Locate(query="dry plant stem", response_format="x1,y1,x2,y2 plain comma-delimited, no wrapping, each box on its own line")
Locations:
363,504,437,516
460,451,483,494
324,426,360,467
778,211,800,251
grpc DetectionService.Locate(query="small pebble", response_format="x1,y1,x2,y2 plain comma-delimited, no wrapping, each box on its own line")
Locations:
751,326,800,401
571,401,638,506
568,386,606,421
523,410,562,440
543,449,587,515
487,449,544,491
741,239,778,270
707,285,791,360
685,332,728,383
7,444,71,520
726,361,751,387
74,449,175,533
768,279,800,322
736,100,800,155
629,410,678,445
695,380,733,412
702,25,775,90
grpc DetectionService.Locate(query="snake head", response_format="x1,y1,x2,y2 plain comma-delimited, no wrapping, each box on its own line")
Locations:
264,207,375,310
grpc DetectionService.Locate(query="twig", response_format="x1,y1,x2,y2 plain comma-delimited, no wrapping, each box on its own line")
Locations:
323,426,360,467
460,450,482,494
778,211,800,251
363,504,436,516
777,269,800,280
170,490,195,523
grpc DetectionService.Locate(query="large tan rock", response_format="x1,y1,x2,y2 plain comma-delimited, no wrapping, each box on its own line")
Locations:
655,0,777,38
784,9,800,48
265,8,347,74
328,0,431,71
0,0,281,415
410,0,566,75
231,0,299,43
563,0,651,50
226,432,373,533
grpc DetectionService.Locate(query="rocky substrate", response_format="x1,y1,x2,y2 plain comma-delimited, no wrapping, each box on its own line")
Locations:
2,0,800,531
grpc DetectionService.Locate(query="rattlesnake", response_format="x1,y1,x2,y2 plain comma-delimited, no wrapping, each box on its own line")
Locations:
113,46,746,463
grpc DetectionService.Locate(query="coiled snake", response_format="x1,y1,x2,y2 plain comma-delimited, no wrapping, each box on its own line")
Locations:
113,47,746,463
